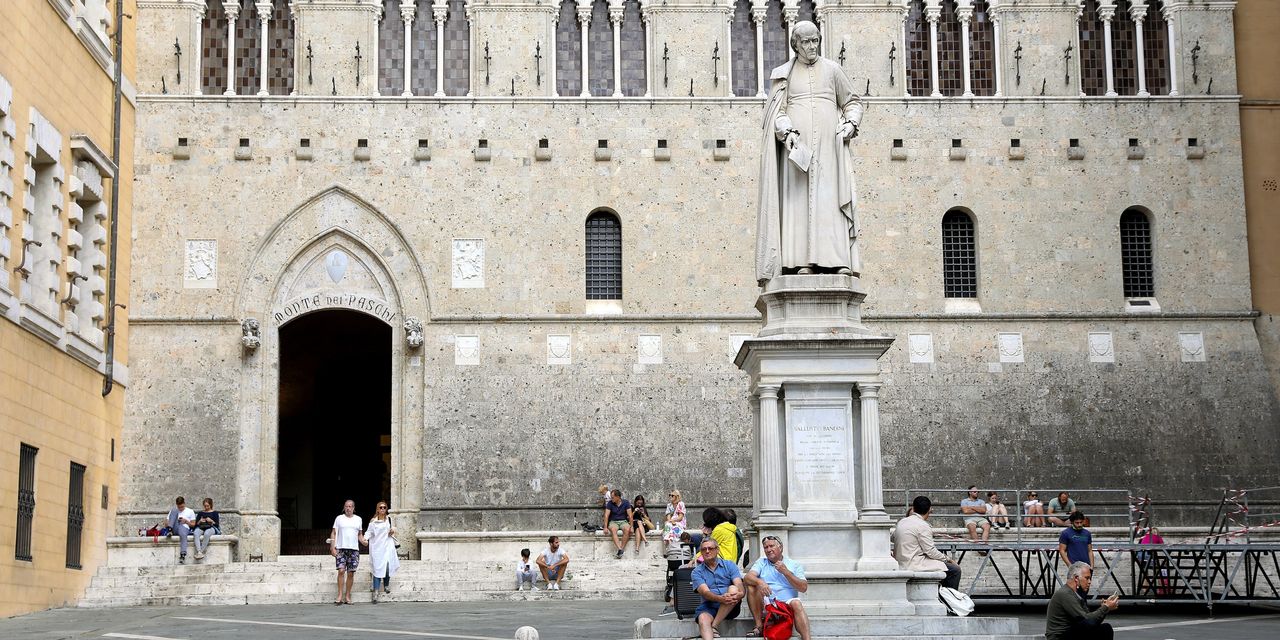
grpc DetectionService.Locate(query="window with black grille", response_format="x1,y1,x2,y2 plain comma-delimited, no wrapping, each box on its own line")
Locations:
1142,2,1171,95
942,210,977,298
1112,0,1139,96
1078,0,1106,96
66,463,86,570
585,212,622,300
969,1,997,96
16,444,37,562
906,0,931,97
1120,208,1154,298
937,0,964,96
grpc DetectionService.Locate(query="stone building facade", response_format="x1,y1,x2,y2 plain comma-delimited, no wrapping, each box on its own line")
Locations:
119,0,1278,561
0,0,135,616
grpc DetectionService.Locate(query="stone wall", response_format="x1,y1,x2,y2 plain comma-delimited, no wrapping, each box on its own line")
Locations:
115,0,1279,540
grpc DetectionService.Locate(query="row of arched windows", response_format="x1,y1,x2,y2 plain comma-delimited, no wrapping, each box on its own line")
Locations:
905,0,1173,97
942,208,1156,300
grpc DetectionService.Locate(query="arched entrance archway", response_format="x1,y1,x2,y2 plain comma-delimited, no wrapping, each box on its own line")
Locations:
278,309,392,554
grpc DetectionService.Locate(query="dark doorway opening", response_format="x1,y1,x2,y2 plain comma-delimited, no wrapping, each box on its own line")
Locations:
278,309,391,555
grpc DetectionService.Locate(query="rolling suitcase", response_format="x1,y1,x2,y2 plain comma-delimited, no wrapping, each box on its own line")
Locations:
672,566,704,620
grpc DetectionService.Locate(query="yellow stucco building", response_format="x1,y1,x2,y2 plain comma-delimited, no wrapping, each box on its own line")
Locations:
0,0,134,616
1240,0,1280,397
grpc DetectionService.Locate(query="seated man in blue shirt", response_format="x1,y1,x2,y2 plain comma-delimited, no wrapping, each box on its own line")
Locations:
690,538,744,640
744,535,811,640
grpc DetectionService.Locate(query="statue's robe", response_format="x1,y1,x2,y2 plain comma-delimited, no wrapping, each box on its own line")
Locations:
756,56,864,283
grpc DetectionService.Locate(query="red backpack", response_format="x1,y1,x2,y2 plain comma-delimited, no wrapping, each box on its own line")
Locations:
763,599,794,640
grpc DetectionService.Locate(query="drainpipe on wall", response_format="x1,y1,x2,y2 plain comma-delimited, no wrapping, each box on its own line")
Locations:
103,0,125,397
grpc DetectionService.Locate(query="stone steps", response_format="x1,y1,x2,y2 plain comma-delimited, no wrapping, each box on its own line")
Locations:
639,616,1040,640
78,556,669,608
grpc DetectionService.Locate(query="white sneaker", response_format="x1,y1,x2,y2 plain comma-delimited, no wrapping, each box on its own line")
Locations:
551,583,560,590
530,584,540,591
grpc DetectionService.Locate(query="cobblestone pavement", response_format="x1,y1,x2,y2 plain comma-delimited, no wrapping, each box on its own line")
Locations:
2,601,1278,640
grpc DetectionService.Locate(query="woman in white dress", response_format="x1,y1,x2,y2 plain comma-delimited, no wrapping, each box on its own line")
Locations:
364,500,400,603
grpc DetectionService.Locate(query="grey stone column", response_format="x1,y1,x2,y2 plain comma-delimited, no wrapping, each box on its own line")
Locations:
609,2,623,97
1163,4,1179,96
757,384,784,518
925,2,941,97
857,381,886,518
577,1,591,97
433,1,447,96
751,2,766,97
958,1,973,97
1131,1,1149,96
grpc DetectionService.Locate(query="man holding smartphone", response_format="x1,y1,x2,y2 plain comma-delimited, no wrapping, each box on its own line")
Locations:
1046,561,1119,639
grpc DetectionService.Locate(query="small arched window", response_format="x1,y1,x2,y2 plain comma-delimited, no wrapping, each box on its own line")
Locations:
1120,208,1154,298
942,210,977,298
585,212,622,300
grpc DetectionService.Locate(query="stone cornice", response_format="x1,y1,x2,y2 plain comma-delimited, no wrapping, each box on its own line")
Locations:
135,93,1244,104
1163,0,1236,12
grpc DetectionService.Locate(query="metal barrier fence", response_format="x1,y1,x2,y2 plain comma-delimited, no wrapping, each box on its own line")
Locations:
884,487,1141,543
933,540,1280,612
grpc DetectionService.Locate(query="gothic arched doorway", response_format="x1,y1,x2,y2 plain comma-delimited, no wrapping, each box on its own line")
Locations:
277,309,392,554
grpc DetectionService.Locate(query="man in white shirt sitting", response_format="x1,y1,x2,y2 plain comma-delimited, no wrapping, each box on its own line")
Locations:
744,535,811,640
537,535,570,590
166,496,197,564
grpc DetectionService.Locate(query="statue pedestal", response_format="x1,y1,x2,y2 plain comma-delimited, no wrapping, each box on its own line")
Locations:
735,274,942,616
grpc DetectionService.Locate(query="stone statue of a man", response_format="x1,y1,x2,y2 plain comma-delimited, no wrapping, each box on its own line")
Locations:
756,21,865,284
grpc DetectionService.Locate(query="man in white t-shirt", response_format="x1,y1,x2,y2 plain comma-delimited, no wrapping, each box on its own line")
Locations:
744,536,811,640
330,499,365,605
166,496,197,564
536,535,570,590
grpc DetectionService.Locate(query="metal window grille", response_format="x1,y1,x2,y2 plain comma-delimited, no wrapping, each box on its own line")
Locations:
585,213,622,300
66,463,86,570
1120,209,1154,298
378,0,405,96
619,0,647,97
937,0,964,96
556,0,582,96
200,1,229,94
905,1,931,97
16,444,37,562
1078,0,1106,96
442,0,470,96
232,0,262,96
731,0,757,97
969,1,996,96
1142,2,1170,95
587,0,614,96
797,0,816,24
267,0,295,95
942,210,977,298
761,0,788,78
1112,0,1139,96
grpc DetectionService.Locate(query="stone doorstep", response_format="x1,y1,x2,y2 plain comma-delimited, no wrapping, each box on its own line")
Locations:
639,616,1027,639
420,530,669,562
106,535,237,567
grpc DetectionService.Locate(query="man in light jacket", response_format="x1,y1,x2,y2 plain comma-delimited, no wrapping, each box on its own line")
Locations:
893,495,962,590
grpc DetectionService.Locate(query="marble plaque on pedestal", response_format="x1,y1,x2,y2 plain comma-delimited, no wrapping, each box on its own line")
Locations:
786,402,857,514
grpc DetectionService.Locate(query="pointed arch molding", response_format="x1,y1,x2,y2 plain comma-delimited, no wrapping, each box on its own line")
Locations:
232,185,427,561
238,185,431,323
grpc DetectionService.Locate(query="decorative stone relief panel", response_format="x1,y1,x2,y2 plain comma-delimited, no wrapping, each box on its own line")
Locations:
455,335,479,365
997,332,1024,363
21,108,66,327
1179,332,1206,363
451,238,485,288
908,333,934,363
0,73,14,292
637,334,662,364
547,334,572,365
184,239,218,289
1088,331,1115,363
